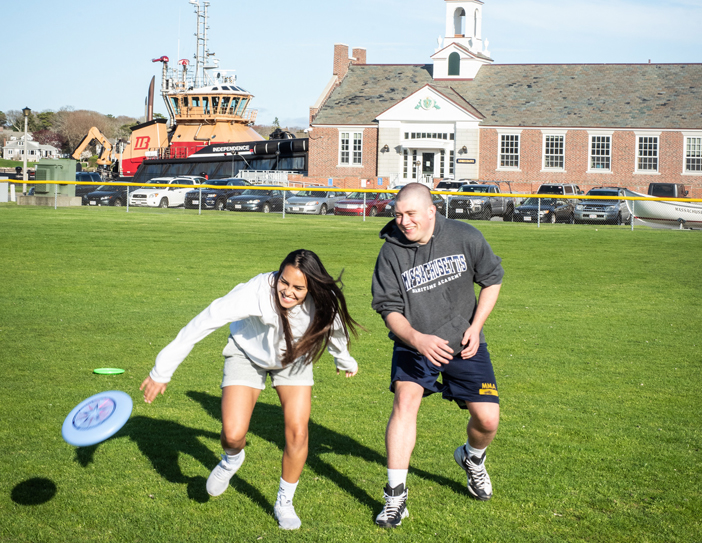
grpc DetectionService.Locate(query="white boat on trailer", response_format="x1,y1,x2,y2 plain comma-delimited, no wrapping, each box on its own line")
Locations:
625,190,702,229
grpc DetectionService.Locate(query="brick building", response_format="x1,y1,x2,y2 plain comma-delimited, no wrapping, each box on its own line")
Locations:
308,0,702,195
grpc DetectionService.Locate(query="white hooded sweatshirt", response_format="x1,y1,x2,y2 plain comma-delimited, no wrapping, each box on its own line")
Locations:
149,272,357,383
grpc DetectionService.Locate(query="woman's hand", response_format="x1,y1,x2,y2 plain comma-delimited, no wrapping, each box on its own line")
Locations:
140,376,168,403
337,367,358,378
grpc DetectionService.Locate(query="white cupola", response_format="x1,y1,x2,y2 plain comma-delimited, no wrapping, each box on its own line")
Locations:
432,0,492,80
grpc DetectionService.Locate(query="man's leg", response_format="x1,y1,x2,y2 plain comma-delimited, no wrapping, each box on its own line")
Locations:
376,380,424,528
455,401,500,501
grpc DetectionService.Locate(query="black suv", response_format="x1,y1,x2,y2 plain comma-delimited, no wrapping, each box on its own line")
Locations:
184,178,251,210
75,172,103,200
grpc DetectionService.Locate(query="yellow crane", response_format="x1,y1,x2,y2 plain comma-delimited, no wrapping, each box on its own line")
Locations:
71,127,113,166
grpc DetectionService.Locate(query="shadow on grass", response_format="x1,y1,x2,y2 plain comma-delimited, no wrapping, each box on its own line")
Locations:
11,477,57,505
187,390,468,517
73,416,219,503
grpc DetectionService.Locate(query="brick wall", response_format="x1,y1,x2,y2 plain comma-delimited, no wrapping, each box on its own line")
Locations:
479,128,702,197
308,126,378,179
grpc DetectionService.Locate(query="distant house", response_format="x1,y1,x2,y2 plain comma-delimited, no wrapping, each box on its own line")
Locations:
309,0,702,194
2,134,60,161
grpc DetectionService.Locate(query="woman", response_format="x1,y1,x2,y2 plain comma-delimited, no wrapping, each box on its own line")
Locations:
140,249,360,530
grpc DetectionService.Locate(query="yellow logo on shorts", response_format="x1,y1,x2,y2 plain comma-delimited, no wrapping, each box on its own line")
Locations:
479,383,498,397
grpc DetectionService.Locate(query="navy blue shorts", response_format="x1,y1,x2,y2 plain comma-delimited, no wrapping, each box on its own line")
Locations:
390,342,499,408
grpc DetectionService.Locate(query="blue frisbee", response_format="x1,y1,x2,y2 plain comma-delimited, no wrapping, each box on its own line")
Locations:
61,390,133,447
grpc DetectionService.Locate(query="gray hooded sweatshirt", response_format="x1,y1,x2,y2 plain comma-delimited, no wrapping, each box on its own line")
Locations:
372,213,504,353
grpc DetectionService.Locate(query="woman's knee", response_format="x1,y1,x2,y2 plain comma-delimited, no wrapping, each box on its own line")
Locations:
221,427,247,450
285,423,309,449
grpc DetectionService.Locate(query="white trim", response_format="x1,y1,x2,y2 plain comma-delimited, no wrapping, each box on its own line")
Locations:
541,132,566,172
587,133,612,173
683,134,702,175
312,75,338,109
311,124,377,129
482,126,693,133
496,130,521,171
337,129,363,167
634,134,660,174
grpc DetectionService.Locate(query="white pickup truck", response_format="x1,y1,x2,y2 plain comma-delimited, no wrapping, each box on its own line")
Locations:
129,176,204,208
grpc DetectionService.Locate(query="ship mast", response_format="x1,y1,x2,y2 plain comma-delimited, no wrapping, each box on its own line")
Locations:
189,0,218,88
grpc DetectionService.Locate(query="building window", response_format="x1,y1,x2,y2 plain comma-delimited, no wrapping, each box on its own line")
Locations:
340,133,349,164
412,150,417,179
449,150,454,176
352,133,362,165
440,150,445,178
340,132,362,165
544,135,564,169
403,149,409,178
448,52,460,76
500,134,520,168
685,137,702,172
590,135,611,170
637,136,658,171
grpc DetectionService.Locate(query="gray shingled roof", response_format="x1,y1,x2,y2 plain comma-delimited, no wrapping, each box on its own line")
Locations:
312,63,702,129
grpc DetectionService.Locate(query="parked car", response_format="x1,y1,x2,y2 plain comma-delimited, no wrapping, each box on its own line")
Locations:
513,197,575,223
129,176,204,208
285,188,347,215
536,183,582,196
385,193,447,216
448,182,515,220
435,179,464,192
647,183,689,198
75,172,103,198
184,178,250,210
333,192,394,217
574,187,632,225
226,186,285,213
84,184,139,207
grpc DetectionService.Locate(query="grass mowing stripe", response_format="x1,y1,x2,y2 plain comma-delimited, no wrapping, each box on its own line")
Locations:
0,205,700,542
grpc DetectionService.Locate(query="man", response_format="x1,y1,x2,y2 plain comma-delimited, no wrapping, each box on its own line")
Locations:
371,183,504,528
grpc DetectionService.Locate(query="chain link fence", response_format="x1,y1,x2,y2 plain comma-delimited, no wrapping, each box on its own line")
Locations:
8,180,702,230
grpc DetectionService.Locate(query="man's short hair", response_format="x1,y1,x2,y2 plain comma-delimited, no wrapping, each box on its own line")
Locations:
396,183,433,207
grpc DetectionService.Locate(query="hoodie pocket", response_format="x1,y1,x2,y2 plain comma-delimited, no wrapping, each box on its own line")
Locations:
430,315,471,355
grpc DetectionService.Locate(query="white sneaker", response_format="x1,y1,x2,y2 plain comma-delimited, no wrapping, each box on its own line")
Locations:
454,445,493,501
274,496,301,530
206,451,244,497
375,483,409,528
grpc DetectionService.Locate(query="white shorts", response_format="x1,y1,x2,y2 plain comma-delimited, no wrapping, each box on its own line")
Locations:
221,339,314,390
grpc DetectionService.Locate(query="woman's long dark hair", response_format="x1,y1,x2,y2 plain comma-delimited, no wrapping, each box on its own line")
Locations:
272,249,360,367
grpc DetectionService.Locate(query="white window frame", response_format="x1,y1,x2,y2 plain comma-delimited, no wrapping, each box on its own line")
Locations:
634,131,660,174
683,131,702,175
496,130,521,171
541,131,566,172
587,131,613,173
339,130,362,167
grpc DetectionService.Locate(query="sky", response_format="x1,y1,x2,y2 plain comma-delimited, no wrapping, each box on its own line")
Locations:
3,0,701,127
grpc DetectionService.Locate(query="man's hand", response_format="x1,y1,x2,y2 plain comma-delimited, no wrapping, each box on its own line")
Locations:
414,332,454,367
337,368,359,378
140,376,168,403
460,325,482,359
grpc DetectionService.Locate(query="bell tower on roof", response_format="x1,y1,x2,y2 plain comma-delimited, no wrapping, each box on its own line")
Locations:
442,0,488,57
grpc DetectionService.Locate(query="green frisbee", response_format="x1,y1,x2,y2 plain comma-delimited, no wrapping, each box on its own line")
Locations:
93,368,125,375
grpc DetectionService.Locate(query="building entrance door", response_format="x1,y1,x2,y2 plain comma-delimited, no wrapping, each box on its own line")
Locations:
422,152,434,177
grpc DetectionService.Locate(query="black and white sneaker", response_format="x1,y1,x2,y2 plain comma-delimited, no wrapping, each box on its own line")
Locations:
454,445,493,501
375,483,409,528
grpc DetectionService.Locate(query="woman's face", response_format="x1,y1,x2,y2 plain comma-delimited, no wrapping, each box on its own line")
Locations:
277,265,308,309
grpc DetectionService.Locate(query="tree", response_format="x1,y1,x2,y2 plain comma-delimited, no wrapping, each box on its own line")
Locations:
33,130,67,150
273,117,280,128
0,111,6,128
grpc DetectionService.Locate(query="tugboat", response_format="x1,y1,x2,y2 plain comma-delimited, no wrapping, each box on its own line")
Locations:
119,0,307,182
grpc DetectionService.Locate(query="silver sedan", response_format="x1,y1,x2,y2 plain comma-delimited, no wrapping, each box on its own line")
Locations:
285,189,347,215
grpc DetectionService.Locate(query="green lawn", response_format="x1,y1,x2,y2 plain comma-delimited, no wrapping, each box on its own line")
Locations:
1,205,700,542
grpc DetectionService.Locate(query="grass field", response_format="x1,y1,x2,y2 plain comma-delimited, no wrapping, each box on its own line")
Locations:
1,205,700,542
